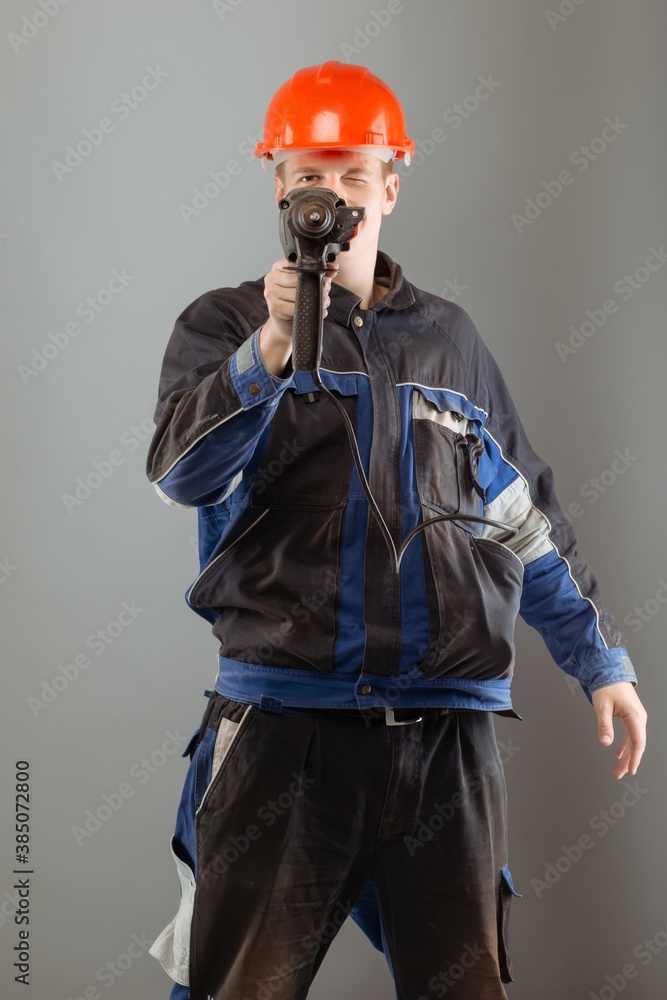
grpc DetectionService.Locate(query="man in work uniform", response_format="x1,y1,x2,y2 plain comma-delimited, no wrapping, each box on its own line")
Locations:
145,61,647,1000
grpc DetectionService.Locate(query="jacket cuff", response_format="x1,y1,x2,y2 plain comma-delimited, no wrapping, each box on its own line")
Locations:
577,649,638,703
229,327,293,407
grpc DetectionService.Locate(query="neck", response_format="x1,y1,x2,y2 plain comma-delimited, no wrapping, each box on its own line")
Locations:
332,249,381,309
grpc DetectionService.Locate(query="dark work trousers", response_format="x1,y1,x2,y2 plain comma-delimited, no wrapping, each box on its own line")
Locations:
150,691,522,1000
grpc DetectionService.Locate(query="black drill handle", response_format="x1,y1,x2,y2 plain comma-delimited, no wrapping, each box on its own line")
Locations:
292,268,324,372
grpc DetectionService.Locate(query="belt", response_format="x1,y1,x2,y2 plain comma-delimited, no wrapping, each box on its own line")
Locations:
258,704,453,726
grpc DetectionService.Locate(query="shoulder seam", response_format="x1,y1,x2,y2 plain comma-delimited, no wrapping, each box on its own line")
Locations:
409,286,467,372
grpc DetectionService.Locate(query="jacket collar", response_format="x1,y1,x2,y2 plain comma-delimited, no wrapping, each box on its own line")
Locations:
327,250,415,327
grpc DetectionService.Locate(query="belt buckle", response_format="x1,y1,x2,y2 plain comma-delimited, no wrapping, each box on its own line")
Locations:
384,706,423,726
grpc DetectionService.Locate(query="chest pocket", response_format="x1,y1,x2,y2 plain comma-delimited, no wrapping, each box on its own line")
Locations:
250,370,359,511
412,388,496,533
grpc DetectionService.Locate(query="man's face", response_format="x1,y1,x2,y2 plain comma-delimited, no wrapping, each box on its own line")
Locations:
273,150,399,265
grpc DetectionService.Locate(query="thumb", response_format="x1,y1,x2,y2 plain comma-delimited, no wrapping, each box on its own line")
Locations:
597,705,614,746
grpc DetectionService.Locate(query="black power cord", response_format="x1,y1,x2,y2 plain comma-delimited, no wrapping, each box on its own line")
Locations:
309,369,518,573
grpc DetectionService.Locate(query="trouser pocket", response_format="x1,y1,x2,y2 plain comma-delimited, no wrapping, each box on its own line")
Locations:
149,835,197,986
149,693,254,988
497,863,522,982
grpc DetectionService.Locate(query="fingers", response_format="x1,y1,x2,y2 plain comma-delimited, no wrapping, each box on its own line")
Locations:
323,273,332,317
263,259,298,332
612,738,632,780
608,715,647,780
591,683,648,778
266,259,298,298
264,259,334,325
620,713,647,777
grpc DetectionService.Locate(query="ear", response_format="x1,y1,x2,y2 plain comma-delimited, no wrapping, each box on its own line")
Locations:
381,171,399,217
274,171,285,204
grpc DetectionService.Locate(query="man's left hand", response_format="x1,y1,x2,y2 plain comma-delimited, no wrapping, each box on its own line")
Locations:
591,682,647,779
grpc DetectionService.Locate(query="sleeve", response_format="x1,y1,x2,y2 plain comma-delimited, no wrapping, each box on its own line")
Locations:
145,287,294,509
460,307,638,705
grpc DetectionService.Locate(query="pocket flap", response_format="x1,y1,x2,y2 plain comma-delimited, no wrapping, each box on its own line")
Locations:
474,447,497,491
500,863,522,897
181,727,201,759
411,384,485,425
292,370,358,396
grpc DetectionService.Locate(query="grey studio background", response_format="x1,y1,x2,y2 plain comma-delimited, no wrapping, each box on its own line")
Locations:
1,0,665,997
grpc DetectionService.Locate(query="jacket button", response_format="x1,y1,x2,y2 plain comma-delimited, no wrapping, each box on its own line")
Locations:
353,316,364,327
361,684,372,694
249,383,260,396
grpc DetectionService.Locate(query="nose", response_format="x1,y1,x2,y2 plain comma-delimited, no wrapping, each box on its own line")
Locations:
321,175,344,199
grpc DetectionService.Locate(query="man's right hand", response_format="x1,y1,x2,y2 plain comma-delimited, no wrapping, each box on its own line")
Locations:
259,258,333,377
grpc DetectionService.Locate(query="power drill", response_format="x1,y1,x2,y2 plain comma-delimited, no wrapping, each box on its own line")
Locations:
277,187,365,372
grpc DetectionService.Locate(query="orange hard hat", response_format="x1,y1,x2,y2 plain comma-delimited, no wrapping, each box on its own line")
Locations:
254,61,414,167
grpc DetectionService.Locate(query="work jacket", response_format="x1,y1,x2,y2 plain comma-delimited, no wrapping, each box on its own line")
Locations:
146,251,637,716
